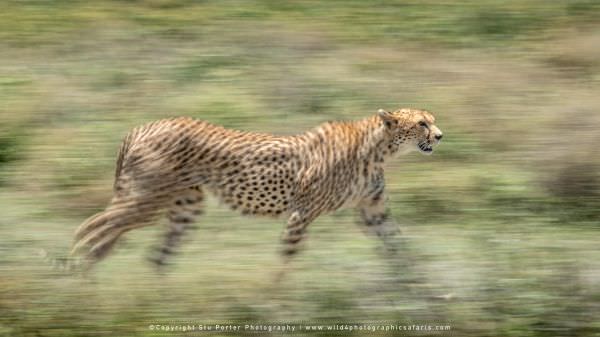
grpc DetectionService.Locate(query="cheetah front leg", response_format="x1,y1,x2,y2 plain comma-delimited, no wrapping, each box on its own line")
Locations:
280,211,313,257
359,195,451,302
358,193,427,288
273,211,318,283
358,193,400,252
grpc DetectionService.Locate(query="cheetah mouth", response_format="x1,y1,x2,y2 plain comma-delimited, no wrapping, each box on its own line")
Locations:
418,141,433,154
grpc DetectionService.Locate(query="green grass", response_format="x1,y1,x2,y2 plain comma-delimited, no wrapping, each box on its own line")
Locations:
0,1,599,336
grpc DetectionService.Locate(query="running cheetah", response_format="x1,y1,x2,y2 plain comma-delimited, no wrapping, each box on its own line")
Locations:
65,108,442,270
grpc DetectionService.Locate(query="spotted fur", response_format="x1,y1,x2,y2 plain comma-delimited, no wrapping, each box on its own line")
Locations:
68,108,442,269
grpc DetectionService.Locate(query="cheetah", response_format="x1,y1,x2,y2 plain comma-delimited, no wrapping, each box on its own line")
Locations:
64,108,442,270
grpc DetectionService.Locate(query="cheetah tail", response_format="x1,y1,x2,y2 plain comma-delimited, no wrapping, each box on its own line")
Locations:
70,207,127,256
73,210,113,242
37,248,87,273
34,211,116,273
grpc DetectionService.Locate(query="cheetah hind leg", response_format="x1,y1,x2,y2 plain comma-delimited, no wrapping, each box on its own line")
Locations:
148,186,204,270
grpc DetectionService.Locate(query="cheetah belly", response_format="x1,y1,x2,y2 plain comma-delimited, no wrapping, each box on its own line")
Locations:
207,160,295,217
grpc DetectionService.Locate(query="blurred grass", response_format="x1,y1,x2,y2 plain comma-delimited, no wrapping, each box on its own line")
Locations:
1,1,600,336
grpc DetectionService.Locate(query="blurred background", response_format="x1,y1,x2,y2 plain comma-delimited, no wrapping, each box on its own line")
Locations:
1,1,599,336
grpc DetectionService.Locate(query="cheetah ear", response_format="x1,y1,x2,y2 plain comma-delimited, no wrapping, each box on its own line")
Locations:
377,108,393,119
377,109,396,128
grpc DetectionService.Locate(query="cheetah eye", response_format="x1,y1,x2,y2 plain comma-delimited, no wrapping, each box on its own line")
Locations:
418,121,428,128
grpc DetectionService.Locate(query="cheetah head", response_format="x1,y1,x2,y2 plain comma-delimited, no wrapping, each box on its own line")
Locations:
378,108,443,155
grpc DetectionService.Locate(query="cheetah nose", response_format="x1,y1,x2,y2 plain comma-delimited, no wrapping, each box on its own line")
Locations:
435,134,443,141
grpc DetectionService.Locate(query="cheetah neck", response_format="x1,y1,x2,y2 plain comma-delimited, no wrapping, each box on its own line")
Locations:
359,116,392,160
292,115,393,167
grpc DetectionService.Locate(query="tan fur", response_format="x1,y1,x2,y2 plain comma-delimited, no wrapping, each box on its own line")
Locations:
70,108,443,268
